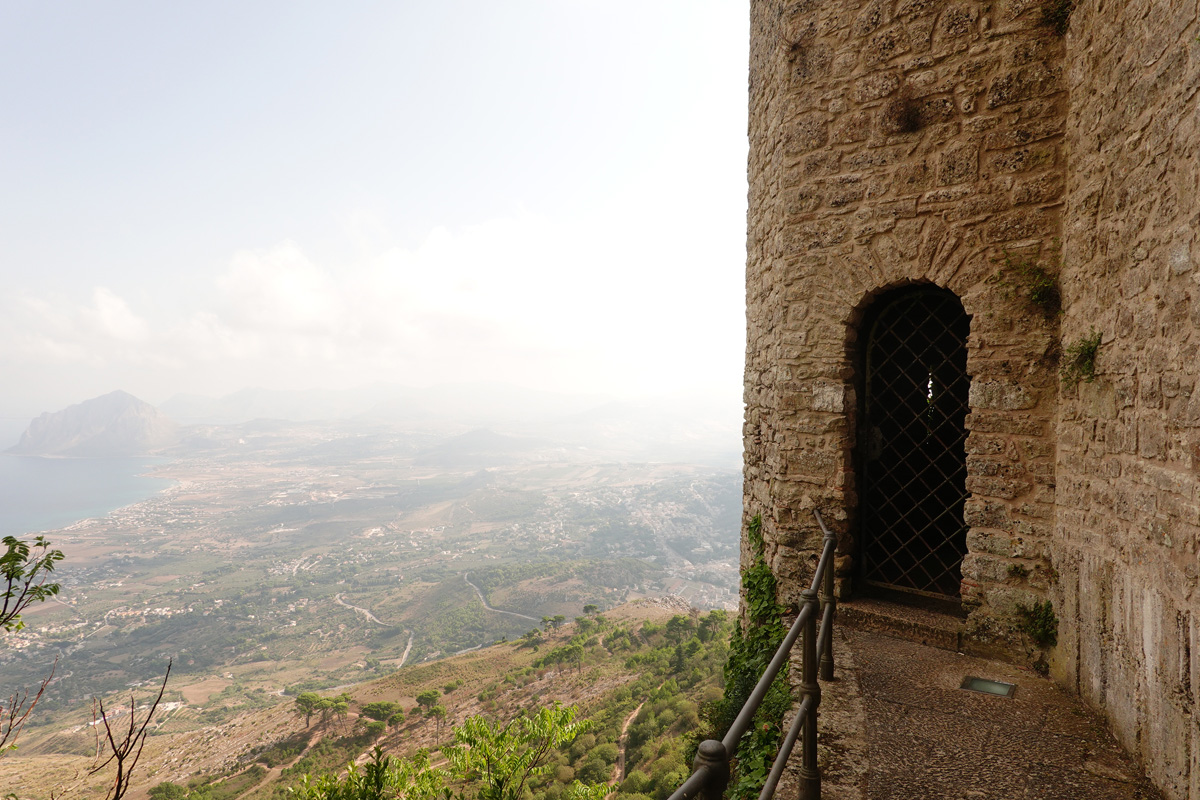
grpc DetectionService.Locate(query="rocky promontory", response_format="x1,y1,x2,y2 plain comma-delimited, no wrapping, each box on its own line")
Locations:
9,390,177,457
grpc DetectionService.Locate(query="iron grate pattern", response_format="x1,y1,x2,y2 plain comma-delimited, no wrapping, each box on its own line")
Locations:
861,289,970,599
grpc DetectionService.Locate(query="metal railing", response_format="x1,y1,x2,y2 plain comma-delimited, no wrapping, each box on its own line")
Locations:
669,509,838,800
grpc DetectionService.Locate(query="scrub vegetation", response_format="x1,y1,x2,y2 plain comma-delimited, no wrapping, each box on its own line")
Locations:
135,606,735,800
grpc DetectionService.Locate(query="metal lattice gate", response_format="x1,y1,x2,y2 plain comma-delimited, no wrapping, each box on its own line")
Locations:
860,287,971,600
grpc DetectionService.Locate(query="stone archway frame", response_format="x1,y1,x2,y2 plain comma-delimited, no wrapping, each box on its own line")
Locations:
817,227,1058,616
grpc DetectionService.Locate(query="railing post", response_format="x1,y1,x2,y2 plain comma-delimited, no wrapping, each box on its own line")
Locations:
798,588,820,800
819,530,836,682
693,739,729,800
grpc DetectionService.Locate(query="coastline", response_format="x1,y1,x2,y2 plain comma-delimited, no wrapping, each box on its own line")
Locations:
0,454,178,538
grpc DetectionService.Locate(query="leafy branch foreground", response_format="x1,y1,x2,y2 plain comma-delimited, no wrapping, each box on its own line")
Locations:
2,534,64,632
290,703,611,800
2,535,66,753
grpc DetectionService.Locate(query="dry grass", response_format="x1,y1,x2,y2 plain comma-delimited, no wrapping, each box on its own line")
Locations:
180,677,232,705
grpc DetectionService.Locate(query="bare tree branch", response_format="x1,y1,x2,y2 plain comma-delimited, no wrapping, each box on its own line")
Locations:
0,657,57,752
88,660,172,800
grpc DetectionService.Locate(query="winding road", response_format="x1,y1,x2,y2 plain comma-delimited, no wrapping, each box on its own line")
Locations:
462,573,539,622
333,593,414,667
334,593,385,625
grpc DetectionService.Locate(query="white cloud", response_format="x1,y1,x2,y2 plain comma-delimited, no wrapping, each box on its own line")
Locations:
84,287,150,343
0,207,744,411
3,289,150,366
217,242,345,336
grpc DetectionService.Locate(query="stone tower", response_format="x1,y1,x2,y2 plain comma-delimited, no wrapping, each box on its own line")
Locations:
742,1,1200,797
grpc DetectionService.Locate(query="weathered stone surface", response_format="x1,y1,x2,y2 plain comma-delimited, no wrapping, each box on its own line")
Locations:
748,0,1063,665
745,0,1200,797
1054,2,1200,796
969,379,1037,410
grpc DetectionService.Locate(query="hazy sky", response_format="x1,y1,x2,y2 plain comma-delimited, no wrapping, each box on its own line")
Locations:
0,1,749,420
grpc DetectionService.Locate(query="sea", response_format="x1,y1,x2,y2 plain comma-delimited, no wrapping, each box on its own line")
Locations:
0,419,174,537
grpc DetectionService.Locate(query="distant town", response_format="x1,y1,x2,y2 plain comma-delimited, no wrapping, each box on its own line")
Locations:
4,416,740,736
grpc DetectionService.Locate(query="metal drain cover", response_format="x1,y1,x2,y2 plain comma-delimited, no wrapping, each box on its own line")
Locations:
960,676,1016,698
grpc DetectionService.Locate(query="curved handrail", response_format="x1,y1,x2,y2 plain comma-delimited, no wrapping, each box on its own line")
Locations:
668,509,837,800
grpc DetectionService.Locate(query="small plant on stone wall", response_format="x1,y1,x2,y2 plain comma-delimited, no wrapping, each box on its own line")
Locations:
1060,328,1102,387
1007,563,1030,581
881,85,921,134
1015,600,1058,648
1040,0,1075,35
991,252,1062,318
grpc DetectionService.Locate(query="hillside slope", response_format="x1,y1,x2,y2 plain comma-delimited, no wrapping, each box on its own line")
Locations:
0,599,730,800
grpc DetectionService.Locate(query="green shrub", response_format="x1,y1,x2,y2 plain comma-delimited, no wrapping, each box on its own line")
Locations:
1061,328,1101,386
621,772,651,795
570,733,597,760
149,783,187,800
359,701,400,722
698,515,792,800
1016,600,1058,648
589,743,619,766
575,757,609,784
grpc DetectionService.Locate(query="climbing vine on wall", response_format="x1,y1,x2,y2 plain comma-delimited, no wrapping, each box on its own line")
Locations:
699,515,792,800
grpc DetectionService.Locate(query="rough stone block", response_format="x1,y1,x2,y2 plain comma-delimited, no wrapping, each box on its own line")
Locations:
966,475,1030,500
1138,417,1168,460
969,380,1037,410
964,497,1011,527
966,412,1046,436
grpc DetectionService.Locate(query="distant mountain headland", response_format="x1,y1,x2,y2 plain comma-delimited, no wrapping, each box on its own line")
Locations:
8,390,178,457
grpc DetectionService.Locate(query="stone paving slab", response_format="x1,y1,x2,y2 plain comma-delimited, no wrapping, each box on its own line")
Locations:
802,627,1162,800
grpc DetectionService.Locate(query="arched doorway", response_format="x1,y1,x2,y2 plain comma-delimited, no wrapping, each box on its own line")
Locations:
858,286,971,600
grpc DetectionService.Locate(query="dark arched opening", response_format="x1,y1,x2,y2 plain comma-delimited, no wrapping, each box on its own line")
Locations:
856,285,971,601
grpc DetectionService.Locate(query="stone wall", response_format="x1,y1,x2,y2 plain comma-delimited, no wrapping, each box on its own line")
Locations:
745,0,1200,796
744,0,1063,633
1055,2,1200,797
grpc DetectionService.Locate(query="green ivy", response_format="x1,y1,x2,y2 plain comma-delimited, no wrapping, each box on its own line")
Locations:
699,515,792,800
